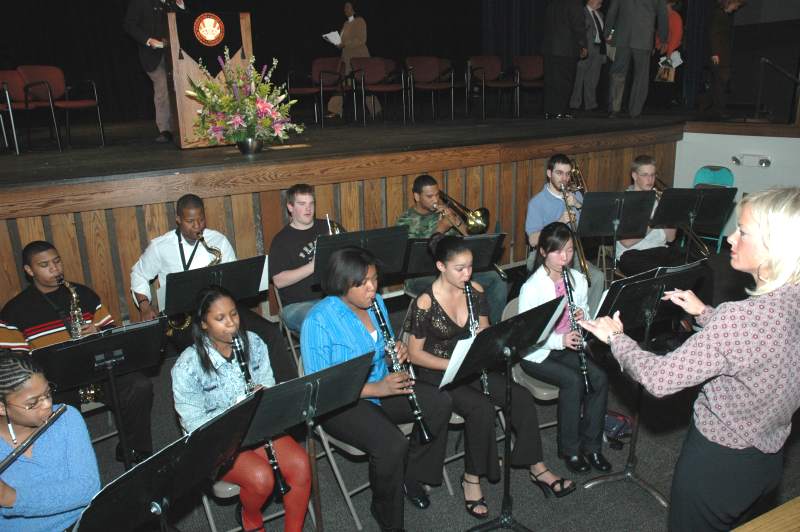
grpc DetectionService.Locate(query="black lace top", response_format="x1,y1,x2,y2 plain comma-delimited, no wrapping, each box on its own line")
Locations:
404,284,489,360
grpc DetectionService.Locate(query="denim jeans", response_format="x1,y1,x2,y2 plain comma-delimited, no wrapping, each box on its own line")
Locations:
280,300,318,333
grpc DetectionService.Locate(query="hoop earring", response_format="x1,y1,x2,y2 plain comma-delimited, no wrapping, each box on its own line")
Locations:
756,262,769,283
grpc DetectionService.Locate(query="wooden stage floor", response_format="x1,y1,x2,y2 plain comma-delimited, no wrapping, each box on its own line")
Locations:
0,113,694,188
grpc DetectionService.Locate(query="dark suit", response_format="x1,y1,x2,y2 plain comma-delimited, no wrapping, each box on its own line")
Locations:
570,6,607,110
124,0,176,134
708,1,734,115
542,0,588,116
605,0,668,117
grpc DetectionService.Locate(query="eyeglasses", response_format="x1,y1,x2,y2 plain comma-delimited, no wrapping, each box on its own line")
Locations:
635,172,658,178
6,384,56,411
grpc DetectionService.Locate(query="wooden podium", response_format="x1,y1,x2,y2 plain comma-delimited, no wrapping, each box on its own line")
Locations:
166,11,253,149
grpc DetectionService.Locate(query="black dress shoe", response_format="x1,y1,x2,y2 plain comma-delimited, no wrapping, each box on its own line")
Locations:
155,131,173,143
563,454,591,473
585,451,612,472
403,483,430,509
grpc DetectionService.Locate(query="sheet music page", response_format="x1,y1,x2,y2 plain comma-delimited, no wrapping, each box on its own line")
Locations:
322,31,341,46
259,255,269,292
439,336,475,389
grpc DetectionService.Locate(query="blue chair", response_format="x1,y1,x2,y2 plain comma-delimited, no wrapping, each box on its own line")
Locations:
691,166,735,253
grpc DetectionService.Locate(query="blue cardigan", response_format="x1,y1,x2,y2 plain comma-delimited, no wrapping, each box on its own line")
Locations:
0,404,100,531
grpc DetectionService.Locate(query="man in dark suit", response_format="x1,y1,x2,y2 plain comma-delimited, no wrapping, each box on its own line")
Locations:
604,0,668,118
124,0,185,143
708,0,746,119
542,0,588,120
570,0,607,112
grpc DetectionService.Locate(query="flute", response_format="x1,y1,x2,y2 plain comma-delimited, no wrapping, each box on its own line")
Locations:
0,404,67,474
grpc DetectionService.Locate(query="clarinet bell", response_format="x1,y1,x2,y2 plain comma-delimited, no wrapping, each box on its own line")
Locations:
273,472,292,501
417,418,434,445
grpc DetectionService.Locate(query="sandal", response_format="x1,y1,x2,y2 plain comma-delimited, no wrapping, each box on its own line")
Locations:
531,469,576,499
461,474,489,519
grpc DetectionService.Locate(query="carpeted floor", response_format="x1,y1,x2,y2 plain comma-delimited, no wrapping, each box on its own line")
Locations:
83,285,800,532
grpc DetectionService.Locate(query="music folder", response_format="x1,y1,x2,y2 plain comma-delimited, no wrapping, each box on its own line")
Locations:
164,255,267,316
313,226,409,284
650,187,737,233
403,233,507,277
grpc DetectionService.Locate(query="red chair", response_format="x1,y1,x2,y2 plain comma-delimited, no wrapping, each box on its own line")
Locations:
0,69,61,154
350,57,406,126
406,56,458,122
17,65,105,148
287,57,354,127
466,55,519,119
513,55,544,116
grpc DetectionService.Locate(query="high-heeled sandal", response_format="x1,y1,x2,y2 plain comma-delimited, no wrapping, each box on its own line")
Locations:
530,469,576,498
461,474,489,519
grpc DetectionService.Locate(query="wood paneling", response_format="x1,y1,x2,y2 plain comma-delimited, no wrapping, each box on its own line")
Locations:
0,126,684,320
0,221,21,307
49,213,85,285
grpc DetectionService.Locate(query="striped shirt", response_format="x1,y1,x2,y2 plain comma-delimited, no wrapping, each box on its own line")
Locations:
0,284,114,353
611,283,800,453
300,294,389,403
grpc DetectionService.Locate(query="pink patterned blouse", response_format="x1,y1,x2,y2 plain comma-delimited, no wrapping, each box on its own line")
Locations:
610,283,800,453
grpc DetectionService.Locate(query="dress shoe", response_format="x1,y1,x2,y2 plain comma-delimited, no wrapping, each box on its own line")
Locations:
544,112,556,120
559,113,575,120
115,443,152,464
562,453,591,473
155,131,173,143
403,483,430,509
585,451,612,472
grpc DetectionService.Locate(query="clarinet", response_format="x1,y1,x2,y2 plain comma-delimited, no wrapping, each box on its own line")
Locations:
370,299,433,444
231,334,292,500
561,269,593,395
464,282,490,396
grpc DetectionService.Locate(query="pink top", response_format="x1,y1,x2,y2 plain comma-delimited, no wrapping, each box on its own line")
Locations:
553,277,571,335
610,283,800,453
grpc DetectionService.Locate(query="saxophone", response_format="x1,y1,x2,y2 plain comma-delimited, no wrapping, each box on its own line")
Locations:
59,276,103,403
59,276,84,340
167,233,223,336
231,333,291,501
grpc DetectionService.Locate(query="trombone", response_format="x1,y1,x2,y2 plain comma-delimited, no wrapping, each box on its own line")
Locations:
560,161,591,286
435,192,508,281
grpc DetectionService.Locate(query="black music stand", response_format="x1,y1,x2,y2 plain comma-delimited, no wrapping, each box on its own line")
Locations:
650,187,737,262
579,191,656,283
241,353,373,532
313,226,409,285
74,390,262,532
32,318,165,470
583,260,708,507
164,256,267,316
402,233,507,278
442,297,565,532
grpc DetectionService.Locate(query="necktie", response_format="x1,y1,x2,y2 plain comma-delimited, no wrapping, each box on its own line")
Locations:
591,10,607,56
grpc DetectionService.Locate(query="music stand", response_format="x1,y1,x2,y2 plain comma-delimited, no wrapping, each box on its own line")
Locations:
402,233,507,278
313,226,409,284
74,390,263,532
583,260,709,507
164,256,267,316
650,187,737,262
32,318,165,470
443,297,566,532
579,191,656,283
242,353,373,532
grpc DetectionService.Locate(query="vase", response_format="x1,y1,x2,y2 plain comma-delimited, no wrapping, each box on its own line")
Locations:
236,138,264,155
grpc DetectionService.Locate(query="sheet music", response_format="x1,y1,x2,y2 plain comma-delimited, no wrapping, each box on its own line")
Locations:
322,31,341,46
259,255,269,292
439,336,475,389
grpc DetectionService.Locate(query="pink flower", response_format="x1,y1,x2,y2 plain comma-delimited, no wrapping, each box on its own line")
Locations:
228,114,245,129
272,121,284,135
208,125,225,142
256,98,278,119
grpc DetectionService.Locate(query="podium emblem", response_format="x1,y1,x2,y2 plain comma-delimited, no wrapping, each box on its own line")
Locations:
193,13,225,47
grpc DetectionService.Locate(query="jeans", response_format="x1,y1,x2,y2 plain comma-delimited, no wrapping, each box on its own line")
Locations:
280,300,318,333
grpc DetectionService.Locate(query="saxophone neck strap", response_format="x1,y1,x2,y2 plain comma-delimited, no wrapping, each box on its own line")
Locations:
176,228,201,271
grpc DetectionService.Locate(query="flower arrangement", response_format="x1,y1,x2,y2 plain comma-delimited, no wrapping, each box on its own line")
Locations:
186,48,303,146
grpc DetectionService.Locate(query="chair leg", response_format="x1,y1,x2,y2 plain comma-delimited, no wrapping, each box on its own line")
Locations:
47,101,62,152
96,104,106,147
201,493,220,532
3,101,19,155
442,465,454,496
317,428,364,530
65,109,71,147
481,79,486,120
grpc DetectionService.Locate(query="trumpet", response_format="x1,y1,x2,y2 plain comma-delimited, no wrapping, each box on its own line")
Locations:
231,333,292,500
434,192,509,282
561,269,593,395
371,299,433,444
560,160,591,286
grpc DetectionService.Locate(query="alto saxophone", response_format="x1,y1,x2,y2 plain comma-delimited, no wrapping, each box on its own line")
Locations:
231,334,291,500
59,277,103,403
167,233,223,336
